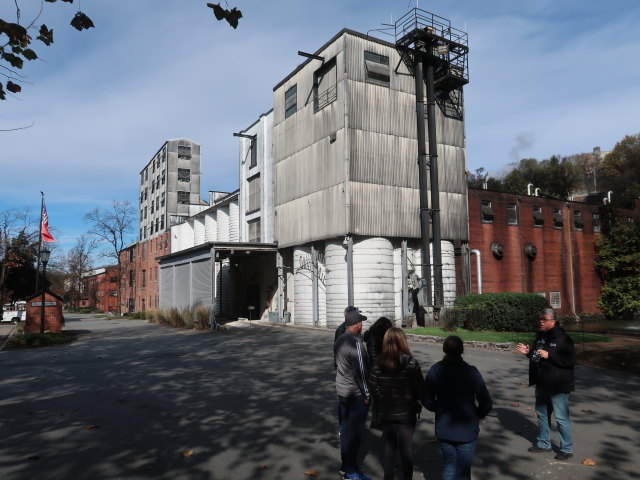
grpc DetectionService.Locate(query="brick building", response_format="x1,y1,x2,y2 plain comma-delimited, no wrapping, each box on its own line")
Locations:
79,266,120,313
466,188,640,316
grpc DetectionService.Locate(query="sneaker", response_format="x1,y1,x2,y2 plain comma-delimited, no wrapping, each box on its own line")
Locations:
554,451,573,460
528,446,552,453
344,473,371,480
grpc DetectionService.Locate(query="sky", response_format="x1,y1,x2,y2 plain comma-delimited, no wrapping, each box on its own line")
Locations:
1,0,639,259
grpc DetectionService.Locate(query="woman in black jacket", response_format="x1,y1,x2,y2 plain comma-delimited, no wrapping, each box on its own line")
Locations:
364,317,393,429
369,327,424,480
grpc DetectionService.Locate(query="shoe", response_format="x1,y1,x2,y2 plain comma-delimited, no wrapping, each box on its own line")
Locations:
555,451,573,460
343,473,371,480
528,446,552,453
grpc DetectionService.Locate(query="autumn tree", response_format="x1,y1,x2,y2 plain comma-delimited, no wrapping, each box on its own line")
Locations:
600,133,640,207
1,2,242,101
84,201,134,315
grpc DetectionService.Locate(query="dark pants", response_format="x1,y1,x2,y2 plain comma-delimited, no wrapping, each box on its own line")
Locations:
339,395,369,474
439,439,477,480
381,418,416,480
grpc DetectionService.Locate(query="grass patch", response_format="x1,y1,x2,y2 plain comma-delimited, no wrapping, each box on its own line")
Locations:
10,332,77,348
406,327,611,345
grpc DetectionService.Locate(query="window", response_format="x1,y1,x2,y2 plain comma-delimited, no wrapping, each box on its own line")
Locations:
144,188,148,201
177,191,190,204
139,228,142,239
150,223,154,234
156,197,159,210
140,173,144,185
249,138,258,169
592,213,600,233
109,291,118,297
314,58,337,112
535,292,546,300
143,226,147,238
178,168,191,182
552,209,563,229
145,169,148,181
248,219,261,243
161,192,165,207
151,181,155,193
129,248,135,262
533,206,544,227
129,270,135,287
550,291,561,309
284,84,297,118
178,143,191,158
507,203,518,225
162,170,166,185
155,218,159,232
481,200,494,223
364,51,390,86
142,270,146,288
247,175,260,213
156,176,160,189
573,211,583,231
144,207,147,219
140,210,143,221
150,202,154,214
160,216,165,230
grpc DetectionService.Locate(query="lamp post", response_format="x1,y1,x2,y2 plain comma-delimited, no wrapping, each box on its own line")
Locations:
39,247,51,334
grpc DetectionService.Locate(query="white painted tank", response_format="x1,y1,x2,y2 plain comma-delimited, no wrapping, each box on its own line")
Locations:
293,246,313,326
217,206,229,242
353,237,395,325
325,240,349,329
193,217,205,246
229,200,239,242
393,246,403,325
205,213,217,242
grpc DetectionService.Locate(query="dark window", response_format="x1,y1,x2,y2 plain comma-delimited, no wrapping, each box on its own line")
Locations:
178,168,191,182
161,193,165,207
140,173,144,185
507,203,518,225
156,197,159,210
550,291,561,309
142,270,146,288
144,207,147,219
143,226,147,238
248,219,261,243
592,213,600,233
162,170,165,185
285,85,297,118
314,58,337,112
177,191,190,204
481,200,494,223
178,143,191,158
150,202,154,214
573,211,583,231
553,209,563,229
160,216,165,230
533,206,544,227
129,270,135,287
144,188,148,201
249,138,258,168
364,51,390,86
247,175,260,213
140,210,143,221
155,218,159,232
145,169,148,181
109,291,118,297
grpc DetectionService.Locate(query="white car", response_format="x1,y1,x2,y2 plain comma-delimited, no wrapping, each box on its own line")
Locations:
1,303,26,324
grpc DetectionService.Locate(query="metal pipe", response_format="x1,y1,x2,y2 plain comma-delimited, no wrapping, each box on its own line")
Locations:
401,240,408,326
425,61,443,308
527,183,533,196
311,245,319,326
414,54,433,306
276,252,284,322
470,249,482,294
346,236,354,306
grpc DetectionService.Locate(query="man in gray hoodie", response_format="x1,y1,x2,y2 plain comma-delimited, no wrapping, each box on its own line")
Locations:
334,310,371,480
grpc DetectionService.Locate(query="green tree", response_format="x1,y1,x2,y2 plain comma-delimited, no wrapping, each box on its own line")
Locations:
1,2,241,101
500,156,581,198
600,133,640,207
594,219,640,320
466,167,504,191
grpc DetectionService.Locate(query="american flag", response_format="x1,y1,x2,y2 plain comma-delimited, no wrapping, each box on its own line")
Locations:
41,201,55,242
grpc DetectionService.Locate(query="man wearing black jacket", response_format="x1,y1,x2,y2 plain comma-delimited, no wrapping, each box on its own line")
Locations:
516,308,576,461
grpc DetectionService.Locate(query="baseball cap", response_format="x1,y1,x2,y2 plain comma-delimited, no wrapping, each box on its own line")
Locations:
345,310,367,327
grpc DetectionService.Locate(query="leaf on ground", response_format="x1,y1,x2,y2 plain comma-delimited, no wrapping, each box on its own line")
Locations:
83,425,99,430
526,407,532,410
182,451,195,457
304,470,320,476
581,409,594,413
582,458,597,466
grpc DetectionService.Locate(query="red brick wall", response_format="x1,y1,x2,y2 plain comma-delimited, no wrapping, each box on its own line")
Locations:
466,189,639,315
25,291,64,333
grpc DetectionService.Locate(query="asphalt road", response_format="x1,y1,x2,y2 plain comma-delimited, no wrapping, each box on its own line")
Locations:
0,314,637,480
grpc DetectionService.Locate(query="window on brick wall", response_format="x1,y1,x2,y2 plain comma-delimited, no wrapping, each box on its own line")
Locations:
553,209,563,229
507,203,518,225
533,206,544,227
142,270,146,288
573,211,584,231
550,291,561,309
593,213,600,233
481,200,494,223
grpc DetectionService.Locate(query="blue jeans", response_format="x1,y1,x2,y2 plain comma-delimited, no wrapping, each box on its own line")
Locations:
535,388,573,453
439,440,476,480
339,395,369,474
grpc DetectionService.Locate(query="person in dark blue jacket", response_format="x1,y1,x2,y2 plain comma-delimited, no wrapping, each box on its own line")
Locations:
422,335,492,480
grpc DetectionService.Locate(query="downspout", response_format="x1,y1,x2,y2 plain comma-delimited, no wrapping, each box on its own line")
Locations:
566,204,579,319
342,36,354,305
470,249,482,294
311,245,319,326
401,240,408,325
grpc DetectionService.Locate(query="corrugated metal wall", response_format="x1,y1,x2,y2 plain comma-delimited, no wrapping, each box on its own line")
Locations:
273,30,469,247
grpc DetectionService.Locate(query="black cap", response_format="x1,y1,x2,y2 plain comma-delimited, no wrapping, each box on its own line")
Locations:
345,310,367,327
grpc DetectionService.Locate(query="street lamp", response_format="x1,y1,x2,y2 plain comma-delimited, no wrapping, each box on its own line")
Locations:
40,247,51,334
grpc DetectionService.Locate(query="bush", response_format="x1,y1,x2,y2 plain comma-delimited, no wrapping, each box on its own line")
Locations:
193,306,211,330
11,332,76,347
452,292,549,332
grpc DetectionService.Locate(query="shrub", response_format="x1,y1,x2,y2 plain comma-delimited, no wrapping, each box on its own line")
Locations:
168,307,186,328
193,306,211,330
452,292,549,332
11,332,76,347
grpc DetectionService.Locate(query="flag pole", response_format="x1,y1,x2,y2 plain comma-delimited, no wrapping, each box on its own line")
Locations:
35,192,44,294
